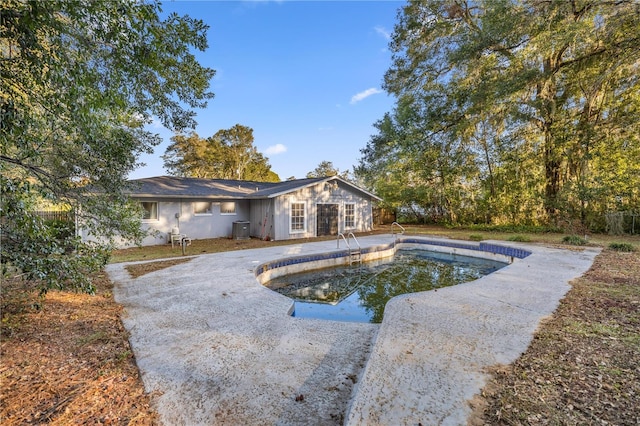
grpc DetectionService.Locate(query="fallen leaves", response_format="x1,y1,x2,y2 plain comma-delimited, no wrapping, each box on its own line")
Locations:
477,249,640,425
1,275,158,425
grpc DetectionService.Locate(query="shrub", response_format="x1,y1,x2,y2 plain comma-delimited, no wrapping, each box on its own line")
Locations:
467,224,562,233
507,235,531,242
45,219,75,241
562,235,588,246
608,242,636,252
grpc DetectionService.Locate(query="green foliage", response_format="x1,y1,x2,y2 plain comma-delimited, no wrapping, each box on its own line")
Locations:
507,235,532,243
605,212,626,235
562,235,588,246
469,234,484,241
467,224,562,234
358,0,640,230
45,219,75,242
1,0,215,293
608,243,636,252
163,125,280,182
307,160,339,178
306,160,351,180
2,178,110,294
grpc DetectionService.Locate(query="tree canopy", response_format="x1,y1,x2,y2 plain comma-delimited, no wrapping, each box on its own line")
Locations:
306,160,353,181
357,0,640,230
306,160,340,178
163,124,280,182
1,0,215,293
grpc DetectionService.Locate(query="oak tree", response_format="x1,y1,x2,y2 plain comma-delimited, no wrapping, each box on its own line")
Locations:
163,125,280,182
359,0,640,228
1,0,215,292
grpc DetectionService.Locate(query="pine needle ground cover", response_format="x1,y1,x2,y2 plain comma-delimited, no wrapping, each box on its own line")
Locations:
475,249,640,425
2,228,639,424
1,274,158,425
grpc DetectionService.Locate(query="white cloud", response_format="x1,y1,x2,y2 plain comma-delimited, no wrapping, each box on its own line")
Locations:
264,143,287,155
350,88,383,104
374,25,391,40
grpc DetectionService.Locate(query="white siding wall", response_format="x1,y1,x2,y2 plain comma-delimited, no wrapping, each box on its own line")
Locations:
271,181,375,241
137,198,250,246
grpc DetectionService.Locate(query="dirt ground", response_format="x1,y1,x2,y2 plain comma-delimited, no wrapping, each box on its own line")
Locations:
2,243,638,425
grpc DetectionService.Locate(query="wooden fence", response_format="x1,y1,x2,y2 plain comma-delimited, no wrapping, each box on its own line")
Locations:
373,207,397,226
33,210,74,222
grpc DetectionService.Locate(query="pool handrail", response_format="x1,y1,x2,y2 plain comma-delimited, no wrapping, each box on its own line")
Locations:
337,232,362,265
337,232,349,249
347,232,360,249
337,232,361,249
391,222,405,237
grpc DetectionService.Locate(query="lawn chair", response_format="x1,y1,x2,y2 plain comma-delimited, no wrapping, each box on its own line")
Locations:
170,227,189,248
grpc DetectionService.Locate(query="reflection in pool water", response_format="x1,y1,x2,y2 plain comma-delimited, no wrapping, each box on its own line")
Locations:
265,250,506,323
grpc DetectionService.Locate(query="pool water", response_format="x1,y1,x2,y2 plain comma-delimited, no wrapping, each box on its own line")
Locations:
265,250,506,323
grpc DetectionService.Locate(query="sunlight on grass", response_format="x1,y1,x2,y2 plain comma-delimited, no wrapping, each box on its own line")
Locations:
109,224,640,264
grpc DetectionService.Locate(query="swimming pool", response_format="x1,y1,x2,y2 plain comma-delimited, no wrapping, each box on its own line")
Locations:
265,250,507,323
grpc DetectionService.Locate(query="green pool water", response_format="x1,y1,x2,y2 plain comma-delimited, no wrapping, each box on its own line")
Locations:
265,250,507,323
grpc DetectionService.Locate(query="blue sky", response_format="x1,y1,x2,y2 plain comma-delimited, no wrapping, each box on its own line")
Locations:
131,0,404,180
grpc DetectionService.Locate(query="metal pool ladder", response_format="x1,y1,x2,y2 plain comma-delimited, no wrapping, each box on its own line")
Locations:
391,222,405,243
338,232,362,265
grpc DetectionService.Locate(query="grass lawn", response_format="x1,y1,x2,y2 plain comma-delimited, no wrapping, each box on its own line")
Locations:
2,225,638,425
110,224,639,264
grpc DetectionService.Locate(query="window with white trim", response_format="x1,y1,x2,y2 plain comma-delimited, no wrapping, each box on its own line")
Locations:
220,202,236,215
141,202,158,221
290,202,306,233
345,203,355,229
194,201,212,215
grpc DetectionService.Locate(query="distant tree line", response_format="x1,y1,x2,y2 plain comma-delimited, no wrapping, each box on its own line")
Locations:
356,0,640,232
163,128,355,184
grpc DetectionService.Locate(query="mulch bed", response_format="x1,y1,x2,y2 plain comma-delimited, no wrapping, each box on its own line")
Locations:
474,249,640,425
125,258,193,279
1,273,158,425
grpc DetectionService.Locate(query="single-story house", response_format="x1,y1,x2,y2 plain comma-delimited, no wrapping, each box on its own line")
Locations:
101,175,382,246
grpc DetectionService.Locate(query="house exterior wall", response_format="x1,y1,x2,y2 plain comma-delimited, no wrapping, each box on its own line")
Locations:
82,178,378,247
136,198,250,246
270,181,374,241
248,199,275,240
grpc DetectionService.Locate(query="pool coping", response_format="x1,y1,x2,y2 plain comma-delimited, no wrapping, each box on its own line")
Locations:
255,237,531,285
255,237,530,320
106,234,600,425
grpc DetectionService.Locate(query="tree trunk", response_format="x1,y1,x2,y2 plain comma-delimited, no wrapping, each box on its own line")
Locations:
539,57,562,222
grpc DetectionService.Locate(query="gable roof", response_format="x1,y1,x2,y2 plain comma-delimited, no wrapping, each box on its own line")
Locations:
127,175,381,201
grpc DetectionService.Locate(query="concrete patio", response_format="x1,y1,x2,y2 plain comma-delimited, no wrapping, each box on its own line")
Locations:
106,235,599,425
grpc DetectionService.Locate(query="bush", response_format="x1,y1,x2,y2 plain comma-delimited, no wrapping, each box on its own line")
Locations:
507,235,531,242
467,224,562,233
608,242,636,252
562,235,588,246
45,219,75,241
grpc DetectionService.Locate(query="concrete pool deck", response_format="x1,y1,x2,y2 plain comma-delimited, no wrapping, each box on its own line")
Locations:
106,235,600,425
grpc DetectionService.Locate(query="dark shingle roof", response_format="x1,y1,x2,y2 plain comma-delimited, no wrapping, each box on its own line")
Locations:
126,176,382,200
